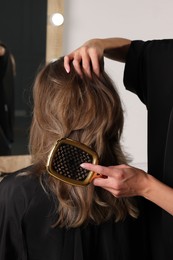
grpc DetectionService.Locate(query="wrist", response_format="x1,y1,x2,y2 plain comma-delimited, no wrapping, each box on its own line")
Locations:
141,173,160,199
138,172,154,198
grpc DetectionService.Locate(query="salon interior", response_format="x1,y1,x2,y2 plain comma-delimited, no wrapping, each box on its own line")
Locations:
1,0,170,172
0,0,66,171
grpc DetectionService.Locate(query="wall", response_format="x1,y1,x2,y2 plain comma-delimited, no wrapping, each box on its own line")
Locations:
63,0,173,169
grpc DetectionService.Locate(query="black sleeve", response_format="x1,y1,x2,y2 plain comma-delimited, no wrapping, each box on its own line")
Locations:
124,39,173,108
123,40,148,105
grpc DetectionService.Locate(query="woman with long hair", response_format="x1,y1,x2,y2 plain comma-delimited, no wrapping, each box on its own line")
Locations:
0,57,144,260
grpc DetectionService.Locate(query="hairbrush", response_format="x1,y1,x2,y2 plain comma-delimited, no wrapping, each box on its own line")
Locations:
46,138,101,186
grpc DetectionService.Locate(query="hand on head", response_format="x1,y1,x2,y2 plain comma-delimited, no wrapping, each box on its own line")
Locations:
64,39,104,77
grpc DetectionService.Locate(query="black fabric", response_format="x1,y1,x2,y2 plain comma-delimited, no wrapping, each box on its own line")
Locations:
124,39,173,260
0,167,147,260
0,126,11,155
0,45,15,155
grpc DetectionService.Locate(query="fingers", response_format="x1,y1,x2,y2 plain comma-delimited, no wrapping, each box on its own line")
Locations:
80,163,114,177
64,55,71,73
80,163,140,197
92,173,127,197
64,53,83,76
72,59,83,77
89,48,100,76
80,163,129,177
64,46,101,77
64,51,90,77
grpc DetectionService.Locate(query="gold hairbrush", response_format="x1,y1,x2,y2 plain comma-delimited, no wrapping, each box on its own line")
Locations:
46,138,101,186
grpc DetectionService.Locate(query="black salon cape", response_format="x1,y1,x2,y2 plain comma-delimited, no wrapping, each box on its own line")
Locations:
124,39,173,260
0,167,147,260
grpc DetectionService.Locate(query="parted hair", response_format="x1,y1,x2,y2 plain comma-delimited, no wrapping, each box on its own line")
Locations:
29,57,138,228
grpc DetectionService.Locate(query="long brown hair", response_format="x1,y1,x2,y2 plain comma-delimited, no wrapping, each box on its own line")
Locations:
29,57,138,228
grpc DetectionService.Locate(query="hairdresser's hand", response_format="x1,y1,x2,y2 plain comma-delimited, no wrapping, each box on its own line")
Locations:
81,163,173,215
64,39,104,77
64,37,131,77
81,163,149,197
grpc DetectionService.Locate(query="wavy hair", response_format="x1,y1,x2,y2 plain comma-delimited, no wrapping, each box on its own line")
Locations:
29,57,138,228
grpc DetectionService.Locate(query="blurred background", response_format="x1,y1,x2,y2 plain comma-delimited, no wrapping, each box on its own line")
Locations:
0,0,47,155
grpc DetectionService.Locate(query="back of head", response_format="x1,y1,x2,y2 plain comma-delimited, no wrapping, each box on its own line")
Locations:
29,57,137,227
30,57,125,166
